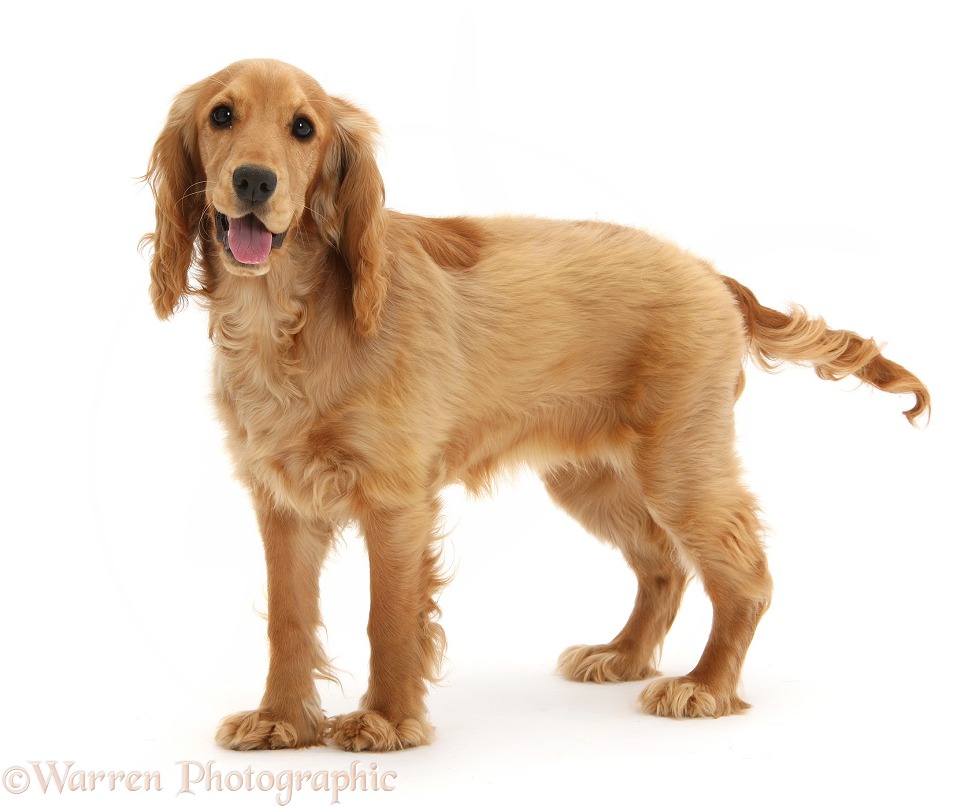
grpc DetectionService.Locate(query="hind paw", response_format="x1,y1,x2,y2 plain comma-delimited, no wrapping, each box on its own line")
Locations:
558,644,658,683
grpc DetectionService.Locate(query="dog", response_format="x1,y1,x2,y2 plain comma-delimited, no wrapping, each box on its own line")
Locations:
143,58,929,752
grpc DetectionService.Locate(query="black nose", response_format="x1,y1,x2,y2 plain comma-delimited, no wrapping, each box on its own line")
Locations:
233,165,277,204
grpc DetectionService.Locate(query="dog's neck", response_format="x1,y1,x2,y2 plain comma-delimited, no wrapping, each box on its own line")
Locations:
202,234,354,404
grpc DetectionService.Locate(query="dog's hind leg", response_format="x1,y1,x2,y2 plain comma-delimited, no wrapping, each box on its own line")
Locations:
544,461,689,683
632,400,773,718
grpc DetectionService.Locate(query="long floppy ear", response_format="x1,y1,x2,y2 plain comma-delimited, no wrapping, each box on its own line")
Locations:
312,97,388,337
141,83,207,319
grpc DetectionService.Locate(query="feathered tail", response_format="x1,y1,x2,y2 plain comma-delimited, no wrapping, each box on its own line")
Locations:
723,276,930,426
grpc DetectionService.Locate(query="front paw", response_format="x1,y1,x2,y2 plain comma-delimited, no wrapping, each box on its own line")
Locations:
638,676,749,719
327,710,432,752
216,709,328,750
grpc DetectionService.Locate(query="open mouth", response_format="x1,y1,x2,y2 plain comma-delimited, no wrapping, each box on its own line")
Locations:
214,211,288,265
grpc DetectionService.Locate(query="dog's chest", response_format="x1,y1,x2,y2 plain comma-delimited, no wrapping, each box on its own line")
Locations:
211,342,364,524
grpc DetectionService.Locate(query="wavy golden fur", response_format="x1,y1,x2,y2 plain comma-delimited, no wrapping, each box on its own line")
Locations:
143,59,929,751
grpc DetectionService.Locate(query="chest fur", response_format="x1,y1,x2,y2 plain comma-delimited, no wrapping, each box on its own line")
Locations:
208,291,366,524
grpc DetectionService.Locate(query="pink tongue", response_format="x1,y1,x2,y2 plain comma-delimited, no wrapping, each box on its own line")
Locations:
228,215,273,264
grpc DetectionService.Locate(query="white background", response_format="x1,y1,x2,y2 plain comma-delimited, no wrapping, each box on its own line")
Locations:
1,1,969,806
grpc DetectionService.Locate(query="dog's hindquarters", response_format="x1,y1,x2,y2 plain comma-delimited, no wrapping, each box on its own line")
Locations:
540,262,775,718
554,265,929,720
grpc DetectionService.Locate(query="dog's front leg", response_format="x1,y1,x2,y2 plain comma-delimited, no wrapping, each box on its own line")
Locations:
216,487,333,750
330,502,446,751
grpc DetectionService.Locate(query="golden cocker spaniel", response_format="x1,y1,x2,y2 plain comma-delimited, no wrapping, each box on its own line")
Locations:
143,59,929,751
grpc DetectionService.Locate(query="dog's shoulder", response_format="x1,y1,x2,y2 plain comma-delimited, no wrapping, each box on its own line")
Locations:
388,212,484,271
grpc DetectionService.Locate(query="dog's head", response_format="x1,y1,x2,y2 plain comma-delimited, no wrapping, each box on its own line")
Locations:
143,59,387,335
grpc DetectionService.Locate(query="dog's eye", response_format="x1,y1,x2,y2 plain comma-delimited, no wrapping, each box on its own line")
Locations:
292,117,314,139
211,105,233,128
